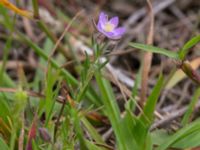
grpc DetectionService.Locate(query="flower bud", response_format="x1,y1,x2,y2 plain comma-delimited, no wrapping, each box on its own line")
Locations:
38,127,51,143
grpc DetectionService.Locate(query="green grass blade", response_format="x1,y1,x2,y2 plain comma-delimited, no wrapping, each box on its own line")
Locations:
95,71,130,150
81,117,105,145
156,119,200,150
0,137,9,150
179,35,200,60
85,140,103,150
120,111,140,149
129,43,179,59
44,67,61,126
172,130,200,149
181,87,200,126
140,74,164,125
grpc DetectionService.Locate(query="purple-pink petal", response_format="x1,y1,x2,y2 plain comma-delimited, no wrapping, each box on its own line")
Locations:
109,16,119,28
96,12,126,40
113,27,126,37
104,32,114,38
99,12,108,24
97,20,103,32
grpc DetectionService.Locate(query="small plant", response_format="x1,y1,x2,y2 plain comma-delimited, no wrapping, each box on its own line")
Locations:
0,1,200,150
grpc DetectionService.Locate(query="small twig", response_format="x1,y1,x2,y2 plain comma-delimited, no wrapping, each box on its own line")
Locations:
102,127,113,141
53,87,67,142
151,100,200,130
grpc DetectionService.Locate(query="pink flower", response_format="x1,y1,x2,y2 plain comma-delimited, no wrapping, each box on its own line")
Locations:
97,12,126,40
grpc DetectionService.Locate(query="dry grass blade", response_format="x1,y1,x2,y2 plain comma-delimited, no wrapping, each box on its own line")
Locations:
140,0,155,106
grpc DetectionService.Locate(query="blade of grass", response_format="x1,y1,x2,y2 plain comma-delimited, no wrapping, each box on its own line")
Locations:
0,137,9,150
178,35,200,60
156,119,200,150
95,71,134,150
181,87,200,126
81,117,105,145
44,67,61,126
140,74,164,125
129,43,179,59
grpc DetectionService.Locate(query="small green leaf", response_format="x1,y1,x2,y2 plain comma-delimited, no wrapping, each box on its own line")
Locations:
179,35,200,60
129,43,179,59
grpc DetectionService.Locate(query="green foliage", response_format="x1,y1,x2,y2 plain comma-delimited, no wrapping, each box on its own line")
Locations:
178,35,200,60
140,74,164,126
181,87,200,126
129,42,179,59
156,119,200,149
0,137,9,150
1,1,200,149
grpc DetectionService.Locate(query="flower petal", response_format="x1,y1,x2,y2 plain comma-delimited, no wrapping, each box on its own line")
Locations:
103,27,126,40
97,12,108,32
109,16,119,28
99,12,108,24
113,27,126,37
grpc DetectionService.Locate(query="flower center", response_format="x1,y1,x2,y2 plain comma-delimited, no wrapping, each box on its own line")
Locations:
103,22,114,32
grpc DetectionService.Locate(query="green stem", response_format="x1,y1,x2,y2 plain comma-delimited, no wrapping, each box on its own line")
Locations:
32,0,39,19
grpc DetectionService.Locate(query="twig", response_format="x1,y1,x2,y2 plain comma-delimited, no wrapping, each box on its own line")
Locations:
151,100,200,130
53,87,67,142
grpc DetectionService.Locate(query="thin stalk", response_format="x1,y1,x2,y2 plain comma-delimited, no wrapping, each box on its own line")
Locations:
53,97,66,142
32,0,39,19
